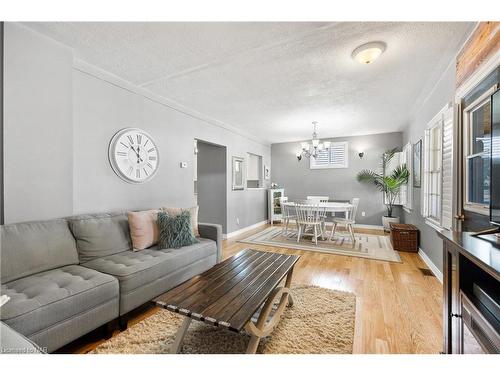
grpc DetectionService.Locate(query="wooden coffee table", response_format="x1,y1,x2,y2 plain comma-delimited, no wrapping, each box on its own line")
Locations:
153,248,300,354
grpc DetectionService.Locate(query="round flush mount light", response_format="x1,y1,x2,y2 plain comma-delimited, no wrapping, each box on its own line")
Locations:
352,41,387,64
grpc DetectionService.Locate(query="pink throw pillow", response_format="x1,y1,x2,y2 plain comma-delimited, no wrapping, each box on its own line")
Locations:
128,210,160,250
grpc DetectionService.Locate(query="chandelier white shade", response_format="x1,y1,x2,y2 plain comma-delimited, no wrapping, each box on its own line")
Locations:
296,122,330,161
352,41,386,64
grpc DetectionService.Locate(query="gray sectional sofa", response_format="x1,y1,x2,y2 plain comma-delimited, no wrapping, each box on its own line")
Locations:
0,211,222,353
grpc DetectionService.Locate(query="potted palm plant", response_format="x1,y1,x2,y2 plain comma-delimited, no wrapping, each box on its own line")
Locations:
356,148,410,231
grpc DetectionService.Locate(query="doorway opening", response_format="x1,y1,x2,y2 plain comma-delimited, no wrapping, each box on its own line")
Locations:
195,139,227,234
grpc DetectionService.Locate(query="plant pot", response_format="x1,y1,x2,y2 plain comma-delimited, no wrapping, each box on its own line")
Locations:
382,216,400,232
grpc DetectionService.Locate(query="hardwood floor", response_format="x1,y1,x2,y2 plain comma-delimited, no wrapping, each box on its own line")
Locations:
59,225,443,354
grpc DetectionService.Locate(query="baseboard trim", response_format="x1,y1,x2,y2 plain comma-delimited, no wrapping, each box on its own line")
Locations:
418,248,443,283
223,220,268,239
353,224,384,230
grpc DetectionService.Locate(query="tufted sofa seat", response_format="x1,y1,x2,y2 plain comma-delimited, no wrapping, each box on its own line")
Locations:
82,238,217,314
1,265,119,352
1,212,222,353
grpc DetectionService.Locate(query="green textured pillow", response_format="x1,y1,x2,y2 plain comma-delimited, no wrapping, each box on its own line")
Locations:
157,211,199,249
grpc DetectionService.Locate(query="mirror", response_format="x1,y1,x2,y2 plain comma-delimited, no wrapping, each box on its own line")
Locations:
232,156,244,190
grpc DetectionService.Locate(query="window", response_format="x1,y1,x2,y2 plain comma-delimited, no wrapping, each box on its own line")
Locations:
425,125,442,223
310,141,348,169
246,152,263,188
422,103,454,230
463,85,496,214
401,142,413,211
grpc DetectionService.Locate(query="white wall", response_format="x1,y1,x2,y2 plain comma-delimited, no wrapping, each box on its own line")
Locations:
4,23,73,223
3,23,270,233
402,61,457,271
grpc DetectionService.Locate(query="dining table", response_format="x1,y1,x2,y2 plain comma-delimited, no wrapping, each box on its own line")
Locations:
282,201,354,218
281,200,355,242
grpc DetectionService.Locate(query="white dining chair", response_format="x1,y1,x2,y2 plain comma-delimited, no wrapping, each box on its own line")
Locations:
280,199,298,235
329,198,360,243
306,196,329,202
306,196,329,238
295,203,325,245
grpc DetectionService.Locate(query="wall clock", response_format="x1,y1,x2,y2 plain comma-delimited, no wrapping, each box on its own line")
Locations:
108,128,160,184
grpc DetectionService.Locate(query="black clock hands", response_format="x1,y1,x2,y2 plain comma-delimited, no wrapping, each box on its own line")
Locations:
130,146,143,163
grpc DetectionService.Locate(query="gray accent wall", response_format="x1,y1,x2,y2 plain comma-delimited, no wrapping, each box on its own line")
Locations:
197,141,227,232
402,61,457,271
2,22,270,234
271,132,403,225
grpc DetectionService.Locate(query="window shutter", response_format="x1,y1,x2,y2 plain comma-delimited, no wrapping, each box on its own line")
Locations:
441,104,454,230
422,102,453,229
330,142,348,168
310,141,348,169
314,149,330,166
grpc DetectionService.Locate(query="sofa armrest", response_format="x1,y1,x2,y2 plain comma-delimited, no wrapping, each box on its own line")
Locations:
1,321,44,354
198,223,222,263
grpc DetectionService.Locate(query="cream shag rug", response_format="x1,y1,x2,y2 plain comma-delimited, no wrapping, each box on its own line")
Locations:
239,226,401,263
92,285,356,354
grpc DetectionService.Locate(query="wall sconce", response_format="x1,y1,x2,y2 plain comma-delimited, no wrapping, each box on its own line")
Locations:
358,152,364,158
296,152,302,162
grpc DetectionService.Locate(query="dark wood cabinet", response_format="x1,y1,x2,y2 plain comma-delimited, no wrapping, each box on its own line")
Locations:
439,231,500,354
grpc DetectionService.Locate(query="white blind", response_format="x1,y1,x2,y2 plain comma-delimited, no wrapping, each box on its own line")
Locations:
330,142,348,168
422,129,431,218
441,104,454,230
312,148,330,167
310,141,348,169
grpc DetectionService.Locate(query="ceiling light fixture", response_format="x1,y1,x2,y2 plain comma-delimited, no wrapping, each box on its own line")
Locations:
296,121,330,161
352,41,386,64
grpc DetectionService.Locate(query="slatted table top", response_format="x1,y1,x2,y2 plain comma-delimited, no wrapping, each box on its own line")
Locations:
153,248,300,332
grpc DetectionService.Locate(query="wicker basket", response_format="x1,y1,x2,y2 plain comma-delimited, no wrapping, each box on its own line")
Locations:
389,223,419,252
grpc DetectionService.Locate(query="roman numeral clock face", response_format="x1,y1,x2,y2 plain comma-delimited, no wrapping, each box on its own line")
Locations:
108,128,159,184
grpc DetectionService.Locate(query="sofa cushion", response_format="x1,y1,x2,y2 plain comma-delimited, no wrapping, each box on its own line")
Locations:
1,219,79,284
68,212,132,262
161,206,199,237
82,238,217,294
128,209,160,250
0,265,118,337
157,211,198,249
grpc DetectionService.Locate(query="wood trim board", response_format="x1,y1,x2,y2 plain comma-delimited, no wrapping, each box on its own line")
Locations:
456,22,500,89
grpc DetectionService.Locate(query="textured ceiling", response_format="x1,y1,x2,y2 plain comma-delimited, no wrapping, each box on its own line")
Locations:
24,22,474,144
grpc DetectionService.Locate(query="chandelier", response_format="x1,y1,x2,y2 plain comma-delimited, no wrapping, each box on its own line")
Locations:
296,121,330,161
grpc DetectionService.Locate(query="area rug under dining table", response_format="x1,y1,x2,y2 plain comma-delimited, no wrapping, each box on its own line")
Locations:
239,226,401,263
91,285,356,354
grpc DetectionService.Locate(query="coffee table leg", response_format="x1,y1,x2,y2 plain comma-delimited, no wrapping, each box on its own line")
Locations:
285,268,294,307
244,268,296,354
246,336,261,354
170,317,192,354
